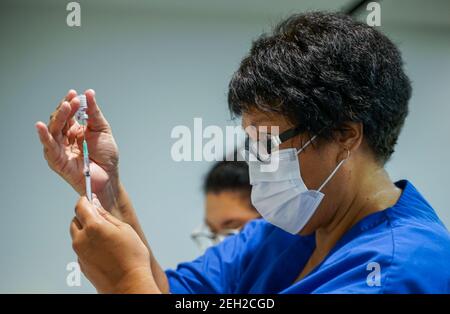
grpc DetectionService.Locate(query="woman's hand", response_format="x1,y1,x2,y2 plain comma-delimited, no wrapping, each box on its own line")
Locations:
37,90,170,293
36,89,120,211
70,196,160,294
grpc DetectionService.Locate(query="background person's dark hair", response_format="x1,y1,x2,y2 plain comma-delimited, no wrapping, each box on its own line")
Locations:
203,159,251,197
228,11,412,163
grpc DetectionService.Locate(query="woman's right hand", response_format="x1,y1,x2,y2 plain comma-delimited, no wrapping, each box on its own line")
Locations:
36,89,120,211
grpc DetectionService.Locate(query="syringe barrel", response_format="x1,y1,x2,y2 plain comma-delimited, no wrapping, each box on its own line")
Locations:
82,140,90,173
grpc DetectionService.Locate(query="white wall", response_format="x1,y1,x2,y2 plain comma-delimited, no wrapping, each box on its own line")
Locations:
373,1,450,229
385,25,450,227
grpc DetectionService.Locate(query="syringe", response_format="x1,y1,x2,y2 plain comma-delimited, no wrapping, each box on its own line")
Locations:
76,95,92,202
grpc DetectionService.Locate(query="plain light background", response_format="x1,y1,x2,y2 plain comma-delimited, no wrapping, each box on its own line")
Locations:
0,0,449,293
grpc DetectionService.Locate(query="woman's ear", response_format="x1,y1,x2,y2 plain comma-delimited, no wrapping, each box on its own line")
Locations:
335,122,363,153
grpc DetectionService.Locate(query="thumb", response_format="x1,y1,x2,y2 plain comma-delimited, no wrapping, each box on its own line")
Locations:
92,195,122,227
84,89,111,133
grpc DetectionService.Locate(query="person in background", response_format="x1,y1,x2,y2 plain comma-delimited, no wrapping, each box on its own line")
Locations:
191,159,261,251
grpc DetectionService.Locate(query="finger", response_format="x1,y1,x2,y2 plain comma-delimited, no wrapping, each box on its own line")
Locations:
75,125,85,148
54,90,77,113
92,195,121,227
48,89,78,140
48,101,71,139
66,117,79,137
62,97,81,135
35,121,59,156
68,95,81,121
67,122,82,145
65,89,78,102
70,217,82,239
51,90,77,120
74,196,101,227
62,120,70,136
84,89,110,132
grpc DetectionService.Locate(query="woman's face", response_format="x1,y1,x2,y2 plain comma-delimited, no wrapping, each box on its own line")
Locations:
242,109,353,235
205,191,259,235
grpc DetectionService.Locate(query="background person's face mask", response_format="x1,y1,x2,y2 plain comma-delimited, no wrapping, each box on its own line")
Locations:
248,137,349,234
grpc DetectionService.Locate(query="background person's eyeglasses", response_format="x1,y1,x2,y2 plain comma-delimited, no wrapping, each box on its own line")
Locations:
190,224,239,251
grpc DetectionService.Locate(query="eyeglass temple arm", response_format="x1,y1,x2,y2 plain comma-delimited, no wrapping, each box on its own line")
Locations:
272,126,303,146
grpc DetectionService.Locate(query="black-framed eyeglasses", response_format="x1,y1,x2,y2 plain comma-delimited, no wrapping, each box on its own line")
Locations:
243,125,303,162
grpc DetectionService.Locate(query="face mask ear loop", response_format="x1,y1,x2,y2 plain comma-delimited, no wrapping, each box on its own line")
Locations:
317,149,350,193
296,135,318,155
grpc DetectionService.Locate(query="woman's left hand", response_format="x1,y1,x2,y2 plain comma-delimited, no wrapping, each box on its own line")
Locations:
70,196,160,294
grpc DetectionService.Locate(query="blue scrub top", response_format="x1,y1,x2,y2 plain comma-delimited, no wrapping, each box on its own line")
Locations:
166,180,450,293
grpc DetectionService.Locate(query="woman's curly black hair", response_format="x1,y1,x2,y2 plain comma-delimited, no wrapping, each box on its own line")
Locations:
228,12,412,163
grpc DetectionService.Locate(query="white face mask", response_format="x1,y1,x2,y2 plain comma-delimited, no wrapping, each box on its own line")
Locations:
248,137,349,234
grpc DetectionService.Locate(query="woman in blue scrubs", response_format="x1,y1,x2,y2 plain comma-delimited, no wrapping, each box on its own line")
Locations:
36,12,450,293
